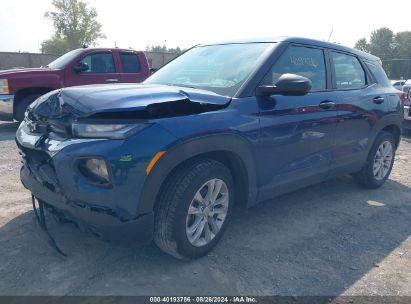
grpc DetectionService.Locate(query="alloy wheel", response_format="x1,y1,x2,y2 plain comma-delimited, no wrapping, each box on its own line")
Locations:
185,178,229,247
373,140,393,180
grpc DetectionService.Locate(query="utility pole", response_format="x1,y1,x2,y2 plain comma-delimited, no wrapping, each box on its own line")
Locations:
327,29,333,42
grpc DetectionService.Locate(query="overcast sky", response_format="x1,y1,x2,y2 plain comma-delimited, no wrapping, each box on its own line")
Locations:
0,0,409,53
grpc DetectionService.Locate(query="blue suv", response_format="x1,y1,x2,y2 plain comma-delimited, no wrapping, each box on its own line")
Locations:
16,37,403,259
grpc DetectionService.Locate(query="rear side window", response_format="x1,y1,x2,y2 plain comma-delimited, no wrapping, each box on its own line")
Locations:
331,52,366,89
120,52,141,73
80,52,115,73
264,45,326,91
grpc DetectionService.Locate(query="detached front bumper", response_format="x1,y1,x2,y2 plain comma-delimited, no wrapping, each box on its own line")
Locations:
15,123,155,243
0,94,14,120
21,165,154,242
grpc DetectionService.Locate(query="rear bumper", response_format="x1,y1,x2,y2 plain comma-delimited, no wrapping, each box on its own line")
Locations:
0,94,14,120
20,165,154,242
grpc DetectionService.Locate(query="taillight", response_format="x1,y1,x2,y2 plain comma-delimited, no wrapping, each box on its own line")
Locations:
397,91,406,104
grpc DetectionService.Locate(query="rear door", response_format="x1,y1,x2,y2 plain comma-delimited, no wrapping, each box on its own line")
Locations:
65,51,121,86
119,51,149,83
329,51,386,175
257,44,339,200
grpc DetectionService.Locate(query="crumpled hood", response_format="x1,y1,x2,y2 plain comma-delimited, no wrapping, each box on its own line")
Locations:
30,84,231,119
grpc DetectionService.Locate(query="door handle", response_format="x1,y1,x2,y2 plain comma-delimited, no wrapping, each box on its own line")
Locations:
373,96,385,104
105,78,119,82
319,100,335,109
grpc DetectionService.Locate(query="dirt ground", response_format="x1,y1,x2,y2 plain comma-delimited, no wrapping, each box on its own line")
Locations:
0,121,410,296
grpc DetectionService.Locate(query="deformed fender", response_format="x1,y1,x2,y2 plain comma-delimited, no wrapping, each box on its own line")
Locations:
136,133,258,214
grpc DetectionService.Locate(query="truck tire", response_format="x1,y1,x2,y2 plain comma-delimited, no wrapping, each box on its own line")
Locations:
353,131,396,189
154,159,234,259
15,94,42,122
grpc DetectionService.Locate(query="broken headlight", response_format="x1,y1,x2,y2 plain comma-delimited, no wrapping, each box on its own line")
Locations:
72,122,148,139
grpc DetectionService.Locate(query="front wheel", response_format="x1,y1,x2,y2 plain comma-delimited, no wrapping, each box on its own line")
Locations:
154,159,234,259
14,94,42,122
353,131,396,189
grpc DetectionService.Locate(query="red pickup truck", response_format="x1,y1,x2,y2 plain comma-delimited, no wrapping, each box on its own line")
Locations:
0,48,150,121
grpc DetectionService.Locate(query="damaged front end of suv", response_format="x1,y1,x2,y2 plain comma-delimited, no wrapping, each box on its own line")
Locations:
15,41,276,258
16,84,231,246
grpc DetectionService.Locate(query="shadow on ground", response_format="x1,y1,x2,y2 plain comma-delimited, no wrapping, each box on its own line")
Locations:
0,122,19,141
0,175,410,296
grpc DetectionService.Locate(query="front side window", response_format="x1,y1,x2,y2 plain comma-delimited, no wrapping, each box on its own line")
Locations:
120,52,141,73
332,52,366,89
47,49,84,69
145,43,275,97
79,52,115,73
263,45,326,91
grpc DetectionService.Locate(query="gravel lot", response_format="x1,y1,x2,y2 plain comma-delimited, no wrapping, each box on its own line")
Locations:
0,121,410,296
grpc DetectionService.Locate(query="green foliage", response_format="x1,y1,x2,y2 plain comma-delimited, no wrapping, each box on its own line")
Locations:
368,27,394,58
145,45,184,53
41,0,105,54
392,31,411,79
355,27,411,79
354,38,369,52
41,34,70,54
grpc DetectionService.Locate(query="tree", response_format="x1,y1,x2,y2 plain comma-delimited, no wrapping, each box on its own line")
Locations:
392,31,411,78
368,27,394,59
145,45,184,53
41,34,70,54
369,28,395,77
353,27,411,78
41,0,105,54
354,38,369,52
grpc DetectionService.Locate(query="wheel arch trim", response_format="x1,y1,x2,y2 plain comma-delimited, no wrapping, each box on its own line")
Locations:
368,114,402,150
136,133,258,214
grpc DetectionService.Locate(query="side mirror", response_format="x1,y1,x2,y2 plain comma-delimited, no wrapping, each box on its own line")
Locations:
256,73,312,97
150,67,158,74
73,61,89,73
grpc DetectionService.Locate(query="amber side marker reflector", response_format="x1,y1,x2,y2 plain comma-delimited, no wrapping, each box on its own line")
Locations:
146,151,166,175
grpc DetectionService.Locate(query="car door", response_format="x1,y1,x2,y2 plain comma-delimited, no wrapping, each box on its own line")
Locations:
66,51,121,86
257,44,339,201
328,51,385,176
118,51,148,83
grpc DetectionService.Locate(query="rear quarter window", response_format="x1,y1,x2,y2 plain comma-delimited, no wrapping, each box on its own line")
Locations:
363,60,391,87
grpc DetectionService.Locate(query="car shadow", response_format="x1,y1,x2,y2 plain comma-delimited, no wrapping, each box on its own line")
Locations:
0,176,410,296
0,122,19,141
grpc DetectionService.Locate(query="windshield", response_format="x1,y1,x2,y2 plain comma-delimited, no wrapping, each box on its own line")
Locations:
144,43,275,96
47,49,84,69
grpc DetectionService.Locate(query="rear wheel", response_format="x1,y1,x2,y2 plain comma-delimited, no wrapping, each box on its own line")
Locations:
154,159,234,259
353,131,396,189
15,94,41,122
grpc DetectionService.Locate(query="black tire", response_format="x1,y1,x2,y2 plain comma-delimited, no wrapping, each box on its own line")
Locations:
15,94,42,122
353,131,396,189
154,159,234,259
